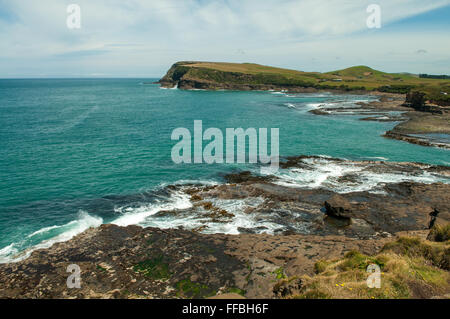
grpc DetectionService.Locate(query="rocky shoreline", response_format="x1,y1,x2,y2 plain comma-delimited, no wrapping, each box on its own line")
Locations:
354,94,450,149
160,80,450,149
382,111,450,149
0,157,449,299
294,92,450,150
157,61,450,149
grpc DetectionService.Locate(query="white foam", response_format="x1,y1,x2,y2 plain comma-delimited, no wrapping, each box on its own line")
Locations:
305,103,323,109
26,225,60,238
0,211,102,264
118,195,284,235
273,159,360,190
112,191,192,227
285,93,333,98
152,197,276,235
362,156,389,161
201,197,275,234
169,179,219,187
267,157,449,194
0,244,18,262
304,98,374,112
305,102,336,110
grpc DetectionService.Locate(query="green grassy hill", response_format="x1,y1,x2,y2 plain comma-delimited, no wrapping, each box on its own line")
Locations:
159,61,450,105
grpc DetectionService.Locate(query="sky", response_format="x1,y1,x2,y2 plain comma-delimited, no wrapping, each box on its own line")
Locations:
0,0,449,78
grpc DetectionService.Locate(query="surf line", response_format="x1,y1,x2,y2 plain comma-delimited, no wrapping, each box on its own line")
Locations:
171,120,279,173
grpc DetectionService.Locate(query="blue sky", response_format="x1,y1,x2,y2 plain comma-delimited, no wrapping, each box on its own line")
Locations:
0,0,449,78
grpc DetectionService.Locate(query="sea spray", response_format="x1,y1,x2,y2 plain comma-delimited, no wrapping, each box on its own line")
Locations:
0,211,102,263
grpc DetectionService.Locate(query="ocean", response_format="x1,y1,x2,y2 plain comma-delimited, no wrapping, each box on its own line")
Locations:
0,78,449,263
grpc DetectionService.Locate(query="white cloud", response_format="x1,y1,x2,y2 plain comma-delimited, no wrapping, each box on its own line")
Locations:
0,0,449,76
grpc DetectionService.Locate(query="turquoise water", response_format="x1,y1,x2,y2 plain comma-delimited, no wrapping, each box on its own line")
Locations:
0,79,448,261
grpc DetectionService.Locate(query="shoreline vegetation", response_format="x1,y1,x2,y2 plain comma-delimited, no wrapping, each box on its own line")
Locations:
0,157,449,299
158,61,450,149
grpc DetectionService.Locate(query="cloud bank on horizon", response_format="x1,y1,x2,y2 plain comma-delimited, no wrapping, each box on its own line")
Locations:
0,0,449,77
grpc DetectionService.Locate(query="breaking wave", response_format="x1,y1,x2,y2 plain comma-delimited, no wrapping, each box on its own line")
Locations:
0,211,102,263
112,191,192,227
2,158,448,263
266,157,450,194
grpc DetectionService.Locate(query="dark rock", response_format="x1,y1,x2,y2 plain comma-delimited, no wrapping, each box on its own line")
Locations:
273,278,303,298
384,131,450,149
405,91,426,110
224,171,272,184
324,195,354,219
428,208,440,229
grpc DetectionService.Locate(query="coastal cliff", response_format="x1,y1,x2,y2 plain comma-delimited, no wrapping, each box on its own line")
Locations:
159,62,450,149
158,62,450,106
158,61,328,91
158,61,369,92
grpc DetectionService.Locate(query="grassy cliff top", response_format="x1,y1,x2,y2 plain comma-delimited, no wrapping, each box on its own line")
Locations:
289,232,450,299
161,61,450,103
182,61,319,76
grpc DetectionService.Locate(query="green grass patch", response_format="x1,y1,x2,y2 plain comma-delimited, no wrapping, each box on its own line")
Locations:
389,278,410,298
176,278,216,299
287,237,449,299
382,237,449,270
272,267,287,280
411,262,448,286
314,260,330,274
133,256,171,280
339,250,386,271
96,265,107,272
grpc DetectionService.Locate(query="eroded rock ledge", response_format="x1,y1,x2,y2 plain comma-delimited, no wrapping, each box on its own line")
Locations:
0,223,399,299
0,157,449,299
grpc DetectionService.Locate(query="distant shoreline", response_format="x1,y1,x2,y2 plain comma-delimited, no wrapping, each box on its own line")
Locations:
157,64,450,149
158,61,450,106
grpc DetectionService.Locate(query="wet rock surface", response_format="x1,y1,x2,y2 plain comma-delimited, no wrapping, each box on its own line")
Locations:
0,157,449,299
306,92,450,149
0,224,392,299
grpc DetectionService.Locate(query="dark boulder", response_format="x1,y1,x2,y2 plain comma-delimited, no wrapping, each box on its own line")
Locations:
324,195,354,219
405,91,426,110
323,195,354,227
